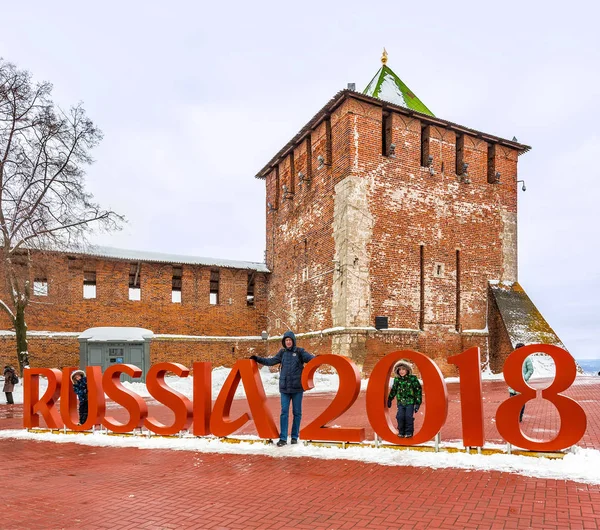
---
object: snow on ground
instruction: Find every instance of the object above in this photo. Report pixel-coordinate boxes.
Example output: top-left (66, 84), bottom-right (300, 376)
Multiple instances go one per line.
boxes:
top-left (0, 428), bottom-right (599, 485)
top-left (2, 356), bottom-right (598, 484)
top-left (529, 353), bottom-right (558, 377)
top-left (446, 353), bottom-right (558, 383)
top-left (3, 365), bottom-right (343, 405)
top-left (0, 354), bottom-right (574, 406)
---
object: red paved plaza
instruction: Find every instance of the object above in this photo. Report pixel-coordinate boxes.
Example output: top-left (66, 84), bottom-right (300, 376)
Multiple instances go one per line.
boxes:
top-left (1, 377), bottom-right (600, 529)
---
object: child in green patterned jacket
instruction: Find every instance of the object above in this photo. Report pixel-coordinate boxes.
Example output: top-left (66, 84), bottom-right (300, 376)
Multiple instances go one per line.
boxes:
top-left (387, 360), bottom-right (422, 438)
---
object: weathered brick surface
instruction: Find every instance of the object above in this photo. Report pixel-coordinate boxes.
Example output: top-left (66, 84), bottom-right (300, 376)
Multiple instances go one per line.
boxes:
top-left (263, 95), bottom-right (520, 375)
top-left (0, 335), bottom-right (268, 370)
top-left (488, 288), bottom-right (515, 373)
top-left (150, 338), bottom-right (267, 367)
top-left (0, 253), bottom-right (268, 336)
top-left (0, 252), bottom-right (269, 369)
top-left (0, 336), bottom-right (80, 369)
top-left (1, 93), bottom-right (525, 376)
top-left (265, 109), bottom-right (349, 337)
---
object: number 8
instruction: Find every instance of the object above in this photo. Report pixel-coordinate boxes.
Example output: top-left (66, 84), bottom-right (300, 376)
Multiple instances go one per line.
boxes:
top-left (495, 344), bottom-right (586, 451)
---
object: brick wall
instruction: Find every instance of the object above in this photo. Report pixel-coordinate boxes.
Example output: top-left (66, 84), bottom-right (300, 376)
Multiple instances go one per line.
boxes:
top-left (265, 106), bottom-right (352, 336)
top-left (263, 94), bottom-right (521, 371)
top-left (0, 335), bottom-right (80, 369)
top-left (0, 334), bottom-right (268, 372)
top-left (1, 93), bottom-right (522, 375)
top-left (150, 337), bottom-right (267, 367)
top-left (0, 253), bottom-right (268, 336)
top-left (487, 288), bottom-right (514, 373)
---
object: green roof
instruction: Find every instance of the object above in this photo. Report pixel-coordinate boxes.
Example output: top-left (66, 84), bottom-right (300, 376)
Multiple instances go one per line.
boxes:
top-left (363, 63), bottom-right (434, 117)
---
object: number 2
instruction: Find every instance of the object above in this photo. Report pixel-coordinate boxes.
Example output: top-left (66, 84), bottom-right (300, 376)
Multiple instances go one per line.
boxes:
top-left (300, 354), bottom-right (365, 442)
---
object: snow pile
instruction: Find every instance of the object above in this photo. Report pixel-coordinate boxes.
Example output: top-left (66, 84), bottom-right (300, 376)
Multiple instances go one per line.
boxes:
top-left (376, 72), bottom-right (409, 107)
top-left (121, 365), bottom-right (344, 401)
top-left (529, 353), bottom-right (556, 378)
top-left (3, 365), bottom-right (358, 405)
top-left (0, 429), bottom-right (599, 485)
top-left (78, 327), bottom-right (153, 341)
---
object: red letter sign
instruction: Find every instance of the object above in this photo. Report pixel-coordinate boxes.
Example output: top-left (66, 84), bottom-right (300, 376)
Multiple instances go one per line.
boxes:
top-left (211, 359), bottom-right (278, 439)
top-left (24, 368), bottom-right (63, 429)
top-left (448, 347), bottom-right (485, 447)
top-left (102, 364), bottom-right (148, 433)
top-left (144, 363), bottom-right (193, 435)
top-left (60, 366), bottom-right (105, 431)
top-left (192, 362), bottom-right (212, 436)
top-left (300, 354), bottom-right (365, 442)
top-left (496, 344), bottom-right (586, 451)
top-left (367, 350), bottom-right (447, 445)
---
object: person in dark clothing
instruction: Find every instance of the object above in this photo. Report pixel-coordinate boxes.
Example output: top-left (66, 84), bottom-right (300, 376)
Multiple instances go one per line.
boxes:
top-left (508, 342), bottom-right (534, 422)
top-left (387, 360), bottom-right (422, 438)
top-left (3, 365), bottom-right (17, 405)
top-left (71, 370), bottom-right (88, 424)
top-left (250, 330), bottom-right (315, 446)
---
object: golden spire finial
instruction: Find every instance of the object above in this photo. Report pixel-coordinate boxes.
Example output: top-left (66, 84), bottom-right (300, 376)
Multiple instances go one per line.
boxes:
top-left (381, 48), bottom-right (388, 65)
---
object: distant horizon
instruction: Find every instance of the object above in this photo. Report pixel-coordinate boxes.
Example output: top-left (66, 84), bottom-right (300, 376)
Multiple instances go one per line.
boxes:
top-left (575, 359), bottom-right (600, 376)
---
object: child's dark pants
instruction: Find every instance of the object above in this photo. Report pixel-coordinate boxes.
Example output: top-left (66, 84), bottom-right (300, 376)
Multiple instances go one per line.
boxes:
top-left (509, 391), bottom-right (526, 422)
top-left (396, 404), bottom-right (415, 437)
top-left (79, 399), bottom-right (88, 424)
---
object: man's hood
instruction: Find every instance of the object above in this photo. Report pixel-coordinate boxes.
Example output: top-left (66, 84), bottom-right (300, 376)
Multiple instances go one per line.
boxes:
top-left (282, 330), bottom-right (297, 350)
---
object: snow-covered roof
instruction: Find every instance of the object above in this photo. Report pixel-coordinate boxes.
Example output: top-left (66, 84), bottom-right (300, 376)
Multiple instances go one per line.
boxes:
top-left (363, 63), bottom-right (434, 116)
top-left (489, 282), bottom-right (566, 349)
top-left (66, 246), bottom-right (269, 273)
top-left (79, 327), bottom-right (154, 342)
top-left (255, 62), bottom-right (529, 180)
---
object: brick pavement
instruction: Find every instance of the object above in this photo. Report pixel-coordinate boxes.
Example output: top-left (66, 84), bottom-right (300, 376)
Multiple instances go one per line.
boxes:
top-left (1, 377), bottom-right (600, 529)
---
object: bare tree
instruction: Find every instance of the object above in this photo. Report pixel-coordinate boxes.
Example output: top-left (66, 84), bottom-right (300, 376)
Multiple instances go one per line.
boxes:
top-left (0, 58), bottom-right (124, 372)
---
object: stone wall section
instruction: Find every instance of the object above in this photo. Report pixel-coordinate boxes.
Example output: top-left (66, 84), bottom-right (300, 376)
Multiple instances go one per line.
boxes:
top-left (0, 334), bottom-right (268, 372)
top-left (265, 95), bottom-right (520, 375)
top-left (265, 102), bottom-right (354, 337)
top-left (0, 253), bottom-right (268, 336)
top-left (1, 94), bottom-right (524, 376)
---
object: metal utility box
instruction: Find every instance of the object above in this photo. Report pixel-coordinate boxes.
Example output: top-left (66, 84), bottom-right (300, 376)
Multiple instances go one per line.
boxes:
top-left (78, 327), bottom-right (153, 382)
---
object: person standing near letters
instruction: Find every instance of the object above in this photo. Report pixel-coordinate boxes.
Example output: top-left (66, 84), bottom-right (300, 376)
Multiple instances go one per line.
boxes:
top-left (508, 342), bottom-right (534, 422)
top-left (250, 330), bottom-right (315, 447)
top-left (3, 365), bottom-right (17, 405)
top-left (71, 370), bottom-right (89, 425)
top-left (387, 360), bottom-right (423, 438)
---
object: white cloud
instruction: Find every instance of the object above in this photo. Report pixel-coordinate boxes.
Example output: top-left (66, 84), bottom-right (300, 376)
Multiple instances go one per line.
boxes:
top-left (1, 0), bottom-right (598, 357)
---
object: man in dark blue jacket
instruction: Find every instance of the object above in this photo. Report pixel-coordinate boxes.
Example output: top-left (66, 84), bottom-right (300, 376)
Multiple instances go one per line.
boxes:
top-left (250, 330), bottom-right (315, 446)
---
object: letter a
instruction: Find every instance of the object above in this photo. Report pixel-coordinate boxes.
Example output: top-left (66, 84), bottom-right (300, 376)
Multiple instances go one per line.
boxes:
top-left (211, 359), bottom-right (278, 439)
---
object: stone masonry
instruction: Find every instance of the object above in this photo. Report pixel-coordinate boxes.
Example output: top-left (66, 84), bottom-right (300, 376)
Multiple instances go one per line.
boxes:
top-left (258, 85), bottom-right (562, 375)
top-left (0, 63), bottom-right (565, 376)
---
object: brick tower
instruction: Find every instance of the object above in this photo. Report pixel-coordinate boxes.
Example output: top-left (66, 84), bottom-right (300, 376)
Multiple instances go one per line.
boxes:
top-left (256, 51), bottom-right (564, 376)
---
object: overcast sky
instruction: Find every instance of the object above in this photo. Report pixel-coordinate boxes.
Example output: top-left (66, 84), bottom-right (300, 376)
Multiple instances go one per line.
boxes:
top-left (2, 0), bottom-right (599, 358)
